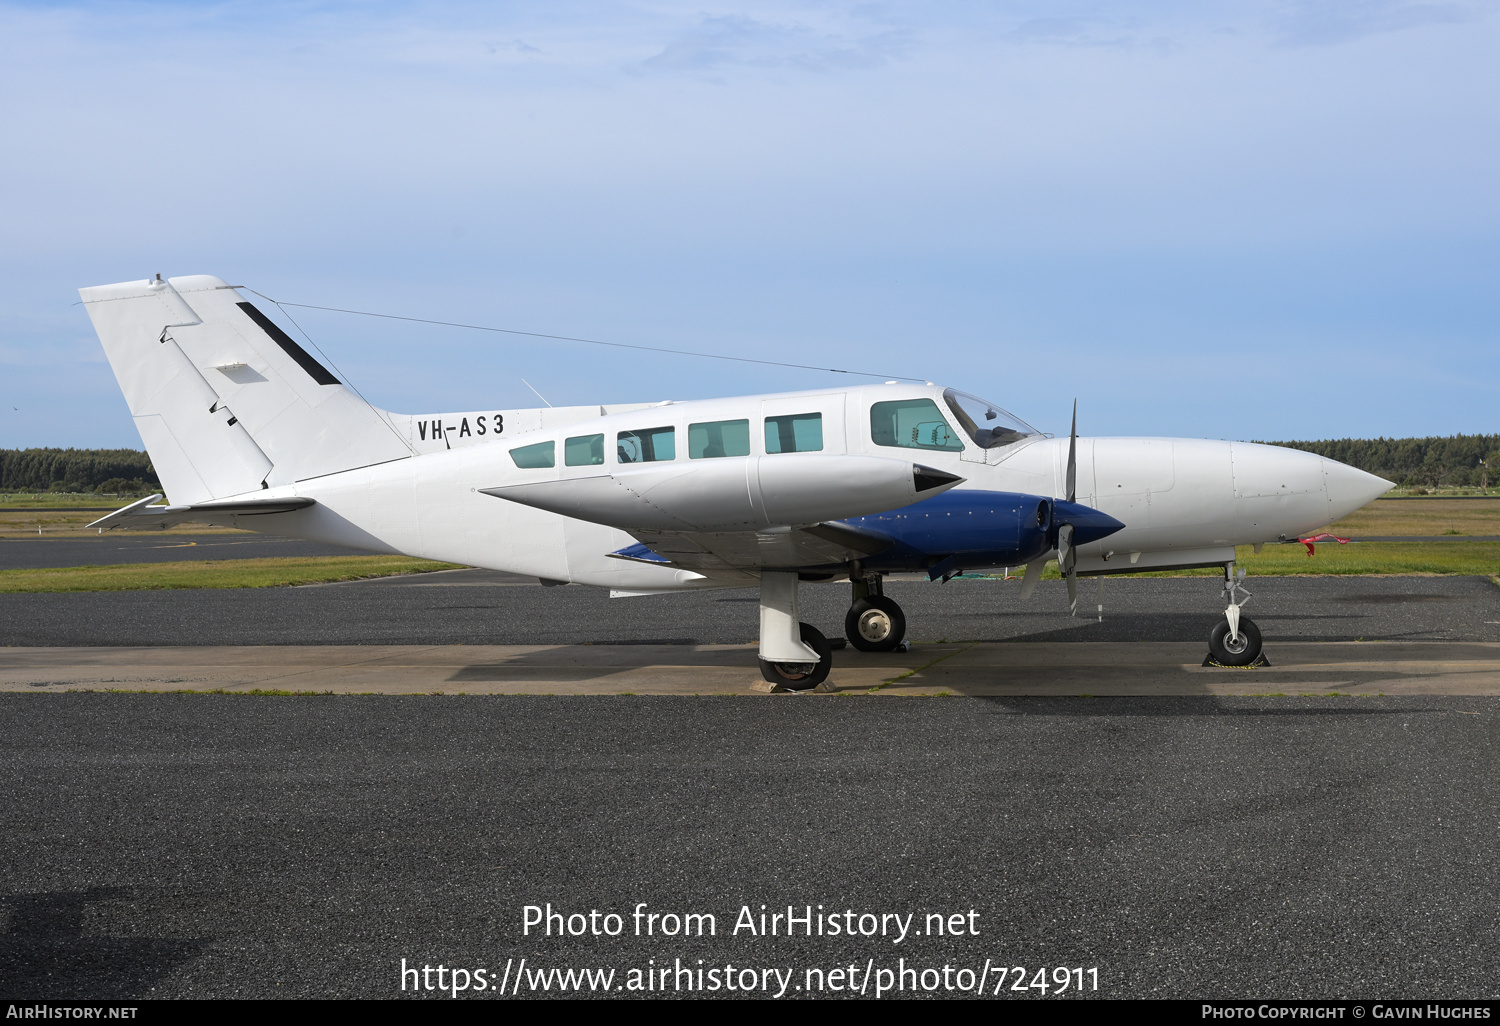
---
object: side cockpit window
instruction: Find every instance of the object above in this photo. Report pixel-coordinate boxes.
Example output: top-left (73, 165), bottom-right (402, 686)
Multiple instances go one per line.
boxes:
top-left (870, 399), bottom-right (964, 452)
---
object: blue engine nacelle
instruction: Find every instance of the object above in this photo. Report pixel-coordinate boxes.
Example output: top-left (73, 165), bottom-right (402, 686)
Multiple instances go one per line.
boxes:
top-left (839, 489), bottom-right (1125, 573)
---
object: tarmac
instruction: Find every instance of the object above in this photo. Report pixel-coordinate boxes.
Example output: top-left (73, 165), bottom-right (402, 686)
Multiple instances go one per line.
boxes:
top-left (0, 533), bottom-right (371, 570)
top-left (4, 567), bottom-right (1500, 650)
top-left (4, 546), bottom-right (1499, 695)
top-left (5, 538), bottom-right (1500, 998)
top-left (3, 692), bottom-right (1498, 999)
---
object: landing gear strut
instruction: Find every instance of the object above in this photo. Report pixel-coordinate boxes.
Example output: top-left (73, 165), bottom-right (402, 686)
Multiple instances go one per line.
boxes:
top-left (758, 571), bottom-right (834, 690)
top-left (845, 573), bottom-right (907, 652)
top-left (1208, 563), bottom-right (1265, 666)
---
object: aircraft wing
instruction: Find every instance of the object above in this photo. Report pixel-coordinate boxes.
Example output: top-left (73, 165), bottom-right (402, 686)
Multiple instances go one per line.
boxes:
top-left (608, 520), bottom-right (893, 579)
top-left (88, 493), bottom-right (316, 531)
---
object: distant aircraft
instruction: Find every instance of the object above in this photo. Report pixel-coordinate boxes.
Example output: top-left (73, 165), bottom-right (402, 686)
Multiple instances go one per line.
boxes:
top-left (81, 275), bottom-right (1391, 688)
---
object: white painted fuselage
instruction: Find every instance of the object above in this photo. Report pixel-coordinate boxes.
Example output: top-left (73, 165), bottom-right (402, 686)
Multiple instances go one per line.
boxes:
top-left (221, 384), bottom-right (1388, 589)
top-left (77, 275), bottom-right (1390, 593)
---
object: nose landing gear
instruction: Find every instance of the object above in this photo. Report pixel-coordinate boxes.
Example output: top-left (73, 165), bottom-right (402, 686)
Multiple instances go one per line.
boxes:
top-left (1207, 563), bottom-right (1267, 667)
top-left (844, 573), bottom-right (908, 652)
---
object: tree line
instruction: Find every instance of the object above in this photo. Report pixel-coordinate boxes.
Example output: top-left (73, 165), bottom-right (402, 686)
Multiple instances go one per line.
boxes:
top-left (0, 448), bottom-right (160, 494)
top-left (3, 435), bottom-right (1498, 494)
top-left (1265, 435), bottom-right (1500, 488)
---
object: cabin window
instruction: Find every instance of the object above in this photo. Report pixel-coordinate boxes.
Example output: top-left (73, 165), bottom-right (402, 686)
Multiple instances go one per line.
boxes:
top-left (509, 440), bottom-right (555, 468)
top-left (617, 426), bottom-right (676, 463)
top-left (564, 433), bottom-right (605, 466)
top-left (870, 399), bottom-right (964, 452)
top-left (688, 419), bottom-right (750, 459)
top-left (764, 412), bottom-right (823, 453)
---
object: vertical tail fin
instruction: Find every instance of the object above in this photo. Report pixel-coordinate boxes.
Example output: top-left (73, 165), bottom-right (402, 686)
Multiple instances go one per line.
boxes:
top-left (80, 275), bottom-right (412, 503)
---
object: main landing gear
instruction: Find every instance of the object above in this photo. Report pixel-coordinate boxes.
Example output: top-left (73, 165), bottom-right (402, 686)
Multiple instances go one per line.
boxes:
top-left (844, 573), bottom-right (907, 653)
top-left (756, 570), bottom-right (910, 691)
top-left (757, 571), bottom-right (834, 690)
top-left (1208, 563), bottom-right (1265, 666)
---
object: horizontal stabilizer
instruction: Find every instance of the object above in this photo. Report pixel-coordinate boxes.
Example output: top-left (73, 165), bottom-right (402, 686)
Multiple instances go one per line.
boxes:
top-left (88, 494), bottom-right (315, 531)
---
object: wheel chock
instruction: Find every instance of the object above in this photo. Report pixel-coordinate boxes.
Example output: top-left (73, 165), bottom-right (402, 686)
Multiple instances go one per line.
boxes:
top-left (1201, 653), bottom-right (1273, 668)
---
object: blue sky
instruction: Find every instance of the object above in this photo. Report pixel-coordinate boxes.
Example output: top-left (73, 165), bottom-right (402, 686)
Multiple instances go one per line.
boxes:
top-left (2, 0), bottom-right (1496, 446)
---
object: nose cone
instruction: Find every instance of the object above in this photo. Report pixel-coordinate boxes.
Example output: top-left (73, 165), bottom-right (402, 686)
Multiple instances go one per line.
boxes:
top-left (1323, 459), bottom-right (1393, 519)
top-left (1054, 499), bottom-right (1126, 546)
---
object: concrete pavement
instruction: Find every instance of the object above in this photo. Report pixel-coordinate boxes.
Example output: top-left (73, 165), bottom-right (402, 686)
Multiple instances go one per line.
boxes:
top-left (7, 640), bottom-right (1500, 695)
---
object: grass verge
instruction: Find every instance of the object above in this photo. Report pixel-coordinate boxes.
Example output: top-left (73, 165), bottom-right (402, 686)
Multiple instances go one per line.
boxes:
top-left (1017, 541), bottom-right (1500, 579)
top-left (0, 555), bottom-right (464, 593)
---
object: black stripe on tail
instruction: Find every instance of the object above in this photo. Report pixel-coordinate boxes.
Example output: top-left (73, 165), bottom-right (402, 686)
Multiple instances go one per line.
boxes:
top-left (236, 302), bottom-right (340, 386)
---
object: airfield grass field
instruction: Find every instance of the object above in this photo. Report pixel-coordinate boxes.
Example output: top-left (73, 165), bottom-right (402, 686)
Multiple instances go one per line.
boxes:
top-left (1323, 497), bottom-right (1500, 536)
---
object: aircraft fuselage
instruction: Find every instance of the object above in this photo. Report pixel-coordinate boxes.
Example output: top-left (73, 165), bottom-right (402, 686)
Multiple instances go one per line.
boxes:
top-left (226, 383), bottom-right (1388, 591)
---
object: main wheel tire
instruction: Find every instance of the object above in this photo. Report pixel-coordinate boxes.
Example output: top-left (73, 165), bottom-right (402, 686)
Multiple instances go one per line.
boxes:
top-left (1209, 616), bottom-right (1263, 666)
top-left (845, 596), bottom-right (907, 653)
top-left (759, 622), bottom-right (833, 690)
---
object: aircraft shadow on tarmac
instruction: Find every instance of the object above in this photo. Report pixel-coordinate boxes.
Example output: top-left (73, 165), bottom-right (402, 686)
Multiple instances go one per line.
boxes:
top-left (427, 633), bottom-right (1499, 697)
top-left (962, 614), bottom-right (1369, 645)
top-left (447, 642), bottom-right (778, 683)
top-left (0, 886), bottom-right (209, 998)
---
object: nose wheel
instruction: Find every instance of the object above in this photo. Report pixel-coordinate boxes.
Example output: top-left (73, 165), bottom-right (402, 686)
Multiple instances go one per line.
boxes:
top-left (1209, 617), bottom-right (1262, 665)
top-left (1208, 564), bottom-right (1266, 667)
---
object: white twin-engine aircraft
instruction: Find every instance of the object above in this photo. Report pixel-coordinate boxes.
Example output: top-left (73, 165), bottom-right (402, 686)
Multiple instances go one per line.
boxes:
top-left (82, 275), bottom-right (1392, 689)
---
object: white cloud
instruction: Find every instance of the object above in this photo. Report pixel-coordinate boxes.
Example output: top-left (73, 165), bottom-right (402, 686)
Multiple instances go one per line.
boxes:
top-left (1271, 0), bottom-right (1482, 46)
top-left (641, 12), bottom-right (915, 72)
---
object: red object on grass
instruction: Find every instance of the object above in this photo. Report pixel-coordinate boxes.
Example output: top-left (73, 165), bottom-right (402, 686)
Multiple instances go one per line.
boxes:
top-left (1298, 533), bottom-right (1351, 556)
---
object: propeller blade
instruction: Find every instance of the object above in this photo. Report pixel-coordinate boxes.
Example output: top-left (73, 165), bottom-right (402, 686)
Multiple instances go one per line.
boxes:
top-left (1017, 558), bottom-right (1045, 601)
top-left (1058, 522), bottom-right (1077, 616)
top-left (1065, 399), bottom-right (1077, 504)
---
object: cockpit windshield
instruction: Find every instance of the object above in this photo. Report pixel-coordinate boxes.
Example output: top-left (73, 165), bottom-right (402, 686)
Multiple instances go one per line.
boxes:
top-left (942, 389), bottom-right (1040, 450)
